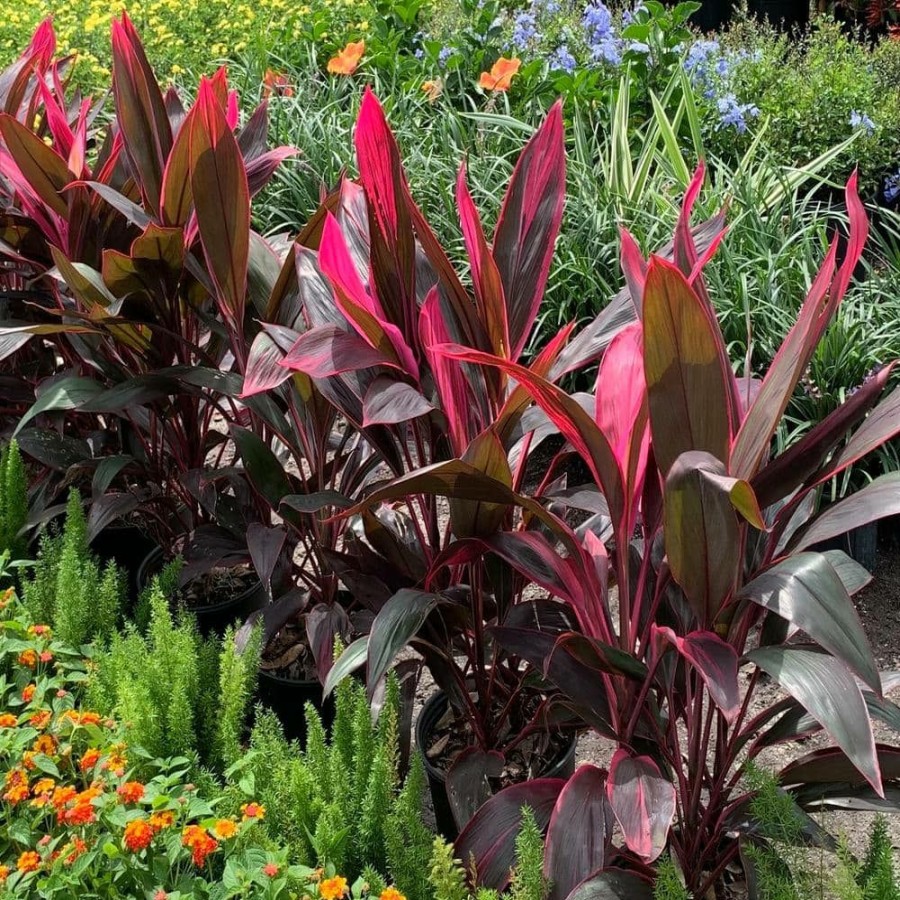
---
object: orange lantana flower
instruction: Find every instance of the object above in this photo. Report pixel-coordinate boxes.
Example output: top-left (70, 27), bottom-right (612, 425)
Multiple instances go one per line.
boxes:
top-left (0, 713), bottom-right (17, 728)
top-left (149, 810), bottom-right (175, 832)
top-left (124, 818), bottom-right (154, 852)
top-left (117, 782), bottom-right (145, 804)
top-left (18, 649), bottom-right (37, 668)
top-left (421, 79), bottom-right (443, 102)
top-left (380, 889), bottom-right (406, 900)
top-left (240, 802), bottom-right (265, 821)
top-left (213, 819), bottom-right (238, 839)
top-left (182, 825), bottom-right (218, 867)
top-left (16, 851), bottom-right (40, 873)
top-left (320, 876), bottom-right (348, 900)
top-left (327, 41), bottom-right (365, 75)
top-left (79, 748), bottom-right (101, 772)
top-left (22, 684), bottom-right (35, 703)
top-left (478, 56), bottom-right (521, 92)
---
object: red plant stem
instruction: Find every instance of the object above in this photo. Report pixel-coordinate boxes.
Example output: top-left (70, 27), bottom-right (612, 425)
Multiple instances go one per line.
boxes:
top-left (695, 840), bottom-right (741, 898)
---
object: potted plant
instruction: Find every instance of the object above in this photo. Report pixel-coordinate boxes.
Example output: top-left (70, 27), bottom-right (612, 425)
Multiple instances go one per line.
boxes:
top-left (446, 167), bottom-right (900, 897)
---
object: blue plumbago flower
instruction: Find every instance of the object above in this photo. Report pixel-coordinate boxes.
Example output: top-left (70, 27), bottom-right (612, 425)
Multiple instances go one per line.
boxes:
top-left (549, 43), bottom-right (577, 72)
top-left (849, 110), bottom-right (876, 135)
top-left (591, 36), bottom-right (622, 65)
top-left (583, 1), bottom-right (621, 66)
top-left (513, 11), bottom-right (540, 46)
top-left (716, 94), bottom-right (760, 133)
top-left (627, 40), bottom-right (650, 55)
top-left (536, 0), bottom-right (561, 13)
top-left (438, 45), bottom-right (452, 67)
top-left (884, 171), bottom-right (900, 205)
top-left (414, 47), bottom-right (424, 59)
top-left (684, 39), bottom-right (721, 82)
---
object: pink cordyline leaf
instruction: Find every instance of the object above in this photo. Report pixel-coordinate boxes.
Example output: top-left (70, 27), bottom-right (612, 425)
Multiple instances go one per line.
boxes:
top-left (318, 212), bottom-right (419, 380)
top-left (606, 750), bottom-right (675, 862)
top-left (457, 162), bottom-right (509, 359)
top-left (653, 625), bottom-right (741, 722)
top-left (619, 227), bottom-right (648, 314)
top-left (189, 77), bottom-right (250, 339)
top-left (110, 11), bottom-right (173, 215)
top-left (493, 99), bottom-right (566, 360)
top-left (730, 173), bottom-right (868, 479)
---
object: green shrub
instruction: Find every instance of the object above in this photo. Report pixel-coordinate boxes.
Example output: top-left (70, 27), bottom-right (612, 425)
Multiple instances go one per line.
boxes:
top-left (85, 574), bottom-right (258, 773)
top-left (228, 673), bottom-right (432, 896)
top-left (428, 837), bottom-right (469, 900)
top-left (22, 489), bottom-right (125, 646)
top-left (509, 807), bottom-right (547, 900)
top-left (0, 440), bottom-right (27, 560)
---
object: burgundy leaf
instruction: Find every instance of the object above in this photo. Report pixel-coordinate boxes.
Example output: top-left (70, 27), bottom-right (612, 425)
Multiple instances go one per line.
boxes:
top-left (362, 377), bottom-right (435, 426)
top-left (279, 324), bottom-right (398, 377)
top-left (447, 747), bottom-right (505, 832)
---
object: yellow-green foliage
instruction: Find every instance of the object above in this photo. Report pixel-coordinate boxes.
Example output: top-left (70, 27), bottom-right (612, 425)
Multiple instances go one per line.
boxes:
top-left (0, 440), bottom-right (27, 560)
top-left (0, 0), bottom-right (377, 91)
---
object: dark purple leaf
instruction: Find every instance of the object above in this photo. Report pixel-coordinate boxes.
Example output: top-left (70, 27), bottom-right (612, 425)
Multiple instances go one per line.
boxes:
top-left (247, 524), bottom-right (287, 600)
top-left (362, 377), bottom-right (435, 426)
top-left (447, 748), bottom-right (505, 832)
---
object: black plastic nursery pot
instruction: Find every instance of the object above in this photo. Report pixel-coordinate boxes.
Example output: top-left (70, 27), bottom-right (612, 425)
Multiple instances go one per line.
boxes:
top-left (91, 524), bottom-right (158, 602)
top-left (415, 691), bottom-right (578, 840)
top-left (136, 546), bottom-right (266, 637)
top-left (255, 668), bottom-right (337, 746)
top-left (812, 522), bottom-right (879, 572)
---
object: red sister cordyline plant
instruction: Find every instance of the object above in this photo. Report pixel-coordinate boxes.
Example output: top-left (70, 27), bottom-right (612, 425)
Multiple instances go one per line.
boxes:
top-left (431, 168), bottom-right (900, 895)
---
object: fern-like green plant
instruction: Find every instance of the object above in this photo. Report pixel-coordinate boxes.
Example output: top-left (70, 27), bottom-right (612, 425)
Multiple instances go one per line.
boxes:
top-left (428, 837), bottom-right (468, 900)
top-left (653, 855), bottom-right (690, 900)
top-left (23, 489), bottom-right (124, 645)
top-left (0, 440), bottom-right (27, 559)
top-left (858, 816), bottom-right (900, 900)
top-left (214, 622), bottom-right (261, 770)
top-left (509, 807), bottom-right (548, 900)
top-left (233, 672), bottom-right (432, 897)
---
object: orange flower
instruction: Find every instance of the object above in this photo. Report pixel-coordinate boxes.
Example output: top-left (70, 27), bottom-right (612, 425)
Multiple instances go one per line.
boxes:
top-left (16, 851), bottom-right (41, 873)
top-left (3, 769), bottom-right (29, 804)
top-left (124, 818), bottom-right (154, 852)
top-left (263, 862), bottom-right (280, 877)
top-left (64, 837), bottom-right (87, 865)
top-left (117, 782), bottom-right (145, 804)
top-left (0, 713), bottom-right (17, 728)
top-left (380, 889), bottom-right (406, 900)
top-left (63, 800), bottom-right (96, 826)
top-left (79, 748), bottom-right (101, 772)
top-left (421, 78), bottom-right (443, 102)
top-left (181, 825), bottom-right (218, 867)
top-left (320, 876), bottom-right (348, 900)
top-left (39, 650), bottom-right (53, 663)
top-left (240, 802), bottom-right (265, 821)
top-left (212, 819), bottom-right (238, 839)
top-left (149, 810), bottom-right (175, 832)
top-left (29, 710), bottom-right (51, 730)
top-left (18, 649), bottom-right (38, 668)
top-left (263, 69), bottom-right (294, 98)
top-left (104, 744), bottom-right (127, 774)
top-left (478, 56), bottom-right (521, 92)
top-left (22, 684), bottom-right (35, 703)
top-left (327, 41), bottom-right (365, 75)
top-left (33, 734), bottom-right (57, 756)
top-left (51, 785), bottom-right (77, 810)
top-left (78, 711), bottom-right (102, 726)
top-left (154, 892), bottom-right (167, 900)
top-left (0, 864), bottom-right (8, 883)
top-left (30, 777), bottom-right (55, 808)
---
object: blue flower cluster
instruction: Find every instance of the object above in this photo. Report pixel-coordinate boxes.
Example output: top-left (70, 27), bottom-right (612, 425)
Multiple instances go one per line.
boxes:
top-left (884, 171), bottom-right (900, 205)
top-left (582, 0), bottom-right (622, 66)
top-left (850, 110), bottom-right (876, 136)
top-left (685, 40), bottom-right (764, 133)
top-left (549, 43), bottom-right (577, 73)
top-left (716, 94), bottom-right (760, 134)
top-left (512, 11), bottom-right (540, 47)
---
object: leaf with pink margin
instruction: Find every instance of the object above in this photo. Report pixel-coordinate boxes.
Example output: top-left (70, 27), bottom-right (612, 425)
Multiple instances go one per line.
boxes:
top-left (362, 378), bottom-right (435, 426)
top-left (654, 626), bottom-right (741, 722)
top-left (454, 779), bottom-right (566, 889)
top-left (544, 765), bottom-right (613, 900)
top-left (606, 750), bottom-right (675, 861)
top-left (493, 100), bottom-right (566, 360)
top-left (241, 331), bottom-right (293, 397)
top-left (279, 324), bottom-right (399, 378)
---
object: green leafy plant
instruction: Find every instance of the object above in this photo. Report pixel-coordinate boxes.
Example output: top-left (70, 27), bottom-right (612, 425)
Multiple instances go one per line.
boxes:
top-left (428, 837), bottom-right (469, 900)
top-left (509, 808), bottom-right (547, 900)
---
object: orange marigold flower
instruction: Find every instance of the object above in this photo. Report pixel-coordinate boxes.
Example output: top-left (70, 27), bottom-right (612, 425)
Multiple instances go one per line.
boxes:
top-left (117, 782), bottom-right (145, 804)
top-left (64, 837), bottom-right (87, 865)
top-left (0, 713), bottom-right (17, 728)
top-left (0, 864), bottom-right (8, 883)
top-left (380, 889), bottom-right (406, 900)
top-left (263, 862), bottom-right (280, 877)
top-left (33, 734), bottom-right (57, 756)
top-left (29, 710), bottom-right (51, 730)
top-left (18, 649), bottom-right (38, 668)
top-left (124, 818), bottom-right (154, 852)
top-left (263, 68), bottom-right (294, 98)
top-left (22, 684), bottom-right (35, 703)
top-left (149, 810), bottom-right (175, 832)
top-left (327, 40), bottom-right (365, 75)
top-left (16, 851), bottom-right (41, 874)
top-left (212, 819), bottom-right (238, 839)
top-left (320, 876), bottom-right (349, 900)
top-left (478, 56), bottom-right (521, 92)
top-left (79, 748), bottom-right (101, 772)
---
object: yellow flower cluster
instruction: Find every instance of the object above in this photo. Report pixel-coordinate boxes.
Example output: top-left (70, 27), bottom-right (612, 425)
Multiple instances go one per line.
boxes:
top-left (0, 0), bottom-right (377, 92)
